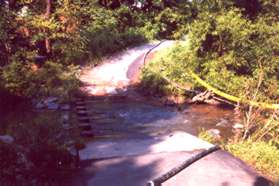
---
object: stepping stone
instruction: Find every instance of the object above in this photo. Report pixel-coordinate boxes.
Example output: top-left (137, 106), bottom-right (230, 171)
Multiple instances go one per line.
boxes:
top-left (77, 110), bottom-right (89, 116)
top-left (62, 114), bottom-right (70, 121)
top-left (44, 96), bottom-right (58, 103)
top-left (79, 117), bottom-right (90, 123)
top-left (93, 118), bottom-right (118, 124)
top-left (80, 130), bottom-right (94, 137)
top-left (77, 110), bottom-right (88, 114)
top-left (77, 113), bottom-right (88, 117)
top-left (75, 97), bottom-right (85, 101)
top-left (62, 124), bottom-right (73, 130)
top-left (47, 103), bottom-right (59, 110)
top-left (90, 96), bottom-right (106, 100)
top-left (91, 111), bottom-right (106, 115)
top-left (78, 123), bottom-right (92, 130)
top-left (91, 114), bottom-right (107, 120)
top-left (35, 102), bottom-right (45, 109)
top-left (61, 104), bottom-right (71, 111)
top-left (76, 101), bottom-right (86, 106)
top-left (76, 106), bottom-right (86, 110)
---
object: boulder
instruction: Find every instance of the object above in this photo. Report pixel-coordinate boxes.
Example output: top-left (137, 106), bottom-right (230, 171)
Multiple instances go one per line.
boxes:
top-left (35, 102), bottom-right (45, 109)
top-left (216, 118), bottom-right (229, 127)
top-left (233, 123), bottom-right (244, 129)
top-left (62, 114), bottom-right (70, 122)
top-left (47, 102), bottom-right (59, 110)
top-left (44, 96), bottom-right (58, 103)
top-left (207, 129), bottom-right (221, 138)
top-left (0, 135), bottom-right (14, 144)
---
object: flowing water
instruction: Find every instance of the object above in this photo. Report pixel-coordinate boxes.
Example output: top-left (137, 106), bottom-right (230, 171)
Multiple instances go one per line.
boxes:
top-left (85, 97), bottom-right (235, 140)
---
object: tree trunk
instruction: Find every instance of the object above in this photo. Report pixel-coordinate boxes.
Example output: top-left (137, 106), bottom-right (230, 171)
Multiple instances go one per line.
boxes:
top-left (44, 0), bottom-right (51, 56)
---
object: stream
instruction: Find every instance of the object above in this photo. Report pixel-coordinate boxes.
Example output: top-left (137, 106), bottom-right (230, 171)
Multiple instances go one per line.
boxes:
top-left (85, 97), bottom-right (235, 140)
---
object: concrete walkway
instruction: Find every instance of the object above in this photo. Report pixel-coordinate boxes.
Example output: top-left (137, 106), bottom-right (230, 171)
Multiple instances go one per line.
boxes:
top-left (69, 150), bottom-right (268, 186)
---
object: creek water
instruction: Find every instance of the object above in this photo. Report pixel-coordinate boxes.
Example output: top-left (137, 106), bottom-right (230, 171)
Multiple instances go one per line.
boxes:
top-left (86, 97), bottom-right (235, 140)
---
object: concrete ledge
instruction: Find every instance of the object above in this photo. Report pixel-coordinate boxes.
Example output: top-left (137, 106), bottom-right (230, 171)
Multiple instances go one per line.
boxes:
top-left (78, 132), bottom-right (213, 160)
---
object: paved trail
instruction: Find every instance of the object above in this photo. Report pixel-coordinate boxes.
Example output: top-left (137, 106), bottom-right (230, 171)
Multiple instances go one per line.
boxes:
top-left (68, 42), bottom-right (271, 186)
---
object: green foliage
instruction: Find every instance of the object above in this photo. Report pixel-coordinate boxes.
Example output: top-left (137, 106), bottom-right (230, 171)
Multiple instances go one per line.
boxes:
top-left (140, 67), bottom-right (171, 96)
top-left (140, 42), bottom-right (195, 97)
top-left (80, 6), bottom-right (148, 62)
top-left (226, 140), bottom-right (279, 180)
top-left (198, 128), bottom-right (220, 144)
top-left (199, 124), bottom-right (279, 180)
top-left (141, 7), bottom-right (279, 103)
top-left (1, 58), bottom-right (79, 99)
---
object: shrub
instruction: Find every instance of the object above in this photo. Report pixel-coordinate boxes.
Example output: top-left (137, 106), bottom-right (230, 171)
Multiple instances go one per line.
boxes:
top-left (1, 58), bottom-right (79, 99)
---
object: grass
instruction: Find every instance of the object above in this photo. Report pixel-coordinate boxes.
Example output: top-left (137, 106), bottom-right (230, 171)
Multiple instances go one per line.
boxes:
top-left (226, 140), bottom-right (279, 181)
top-left (199, 130), bottom-right (279, 181)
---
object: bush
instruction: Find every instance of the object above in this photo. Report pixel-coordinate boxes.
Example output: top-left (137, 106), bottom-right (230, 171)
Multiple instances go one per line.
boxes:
top-left (141, 9), bottom-right (279, 103)
top-left (1, 58), bottom-right (79, 99)
top-left (83, 25), bottom-right (146, 62)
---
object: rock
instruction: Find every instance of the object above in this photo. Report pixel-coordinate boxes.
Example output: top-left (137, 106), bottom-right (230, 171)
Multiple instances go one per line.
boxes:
top-left (105, 87), bottom-right (117, 94)
top-left (79, 117), bottom-right (90, 123)
top-left (78, 123), bottom-right (92, 130)
top-left (191, 91), bottom-right (214, 103)
top-left (233, 123), bottom-right (244, 129)
top-left (0, 135), bottom-right (14, 144)
top-left (77, 110), bottom-right (88, 117)
top-left (119, 112), bottom-right (128, 118)
top-left (216, 119), bottom-right (229, 127)
top-left (164, 99), bottom-right (175, 106)
top-left (76, 98), bottom-right (85, 102)
top-left (183, 119), bottom-right (189, 124)
top-left (44, 96), bottom-right (58, 103)
top-left (47, 102), bottom-right (59, 110)
top-left (77, 110), bottom-right (88, 114)
top-left (204, 99), bottom-right (221, 105)
top-left (62, 124), bottom-right (72, 130)
top-left (62, 114), bottom-right (70, 122)
top-left (76, 106), bottom-right (86, 110)
top-left (35, 102), bottom-right (45, 109)
top-left (76, 101), bottom-right (85, 106)
top-left (207, 129), bottom-right (221, 138)
top-left (92, 114), bottom-right (107, 120)
top-left (66, 140), bottom-right (75, 146)
top-left (61, 104), bottom-right (71, 111)
top-left (80, 130), bottom-right (94, 137)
